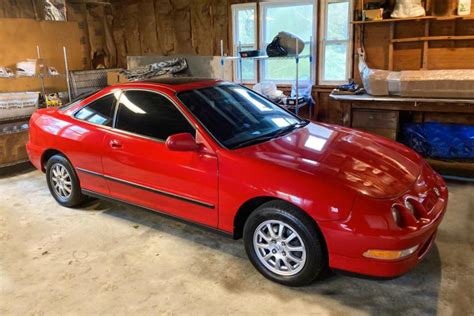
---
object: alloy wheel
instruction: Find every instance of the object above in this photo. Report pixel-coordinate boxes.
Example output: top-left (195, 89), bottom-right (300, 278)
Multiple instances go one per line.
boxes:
top-left (50, 163), bottom-right (73, 199)
top-left (253, 219), bottom-right (307, 276)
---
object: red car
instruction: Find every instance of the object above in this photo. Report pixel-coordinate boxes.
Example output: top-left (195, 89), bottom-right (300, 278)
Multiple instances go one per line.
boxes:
top-left (27, 78), bottom-right (448, 286)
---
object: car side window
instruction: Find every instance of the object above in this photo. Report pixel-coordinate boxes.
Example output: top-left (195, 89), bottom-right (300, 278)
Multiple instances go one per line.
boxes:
top-left (74, 94), bottom-right (117, 127)
top-left (115, 90), bottom-right (195, 140)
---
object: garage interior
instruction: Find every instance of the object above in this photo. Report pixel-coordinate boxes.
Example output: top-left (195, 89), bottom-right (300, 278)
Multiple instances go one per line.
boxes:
top-left (0, 0), bottom-right (473, 315)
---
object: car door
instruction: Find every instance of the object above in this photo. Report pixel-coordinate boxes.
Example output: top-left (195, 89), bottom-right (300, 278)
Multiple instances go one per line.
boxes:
top-left (101, 89), bottom-right (218, 227)
top-left (68, 92), bottom-right (119, 196)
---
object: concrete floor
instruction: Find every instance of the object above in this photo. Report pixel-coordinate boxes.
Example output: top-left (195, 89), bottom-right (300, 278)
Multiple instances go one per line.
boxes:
top-left (0, 169), bottom-right (473, 315)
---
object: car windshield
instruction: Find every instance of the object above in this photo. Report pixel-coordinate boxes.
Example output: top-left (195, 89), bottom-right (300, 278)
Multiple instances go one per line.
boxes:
top-left (177, 84), bottom-right (307, 149)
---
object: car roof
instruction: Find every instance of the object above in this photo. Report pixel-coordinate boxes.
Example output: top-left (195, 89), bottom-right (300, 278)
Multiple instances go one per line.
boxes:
top-left (118, 77), bottom-right (222, 92)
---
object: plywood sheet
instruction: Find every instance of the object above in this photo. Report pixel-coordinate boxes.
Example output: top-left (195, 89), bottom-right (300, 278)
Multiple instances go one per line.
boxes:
top-left (428, 47), bottom-right (474, 69)
top-left (0, 19), bottom-right (84, 93)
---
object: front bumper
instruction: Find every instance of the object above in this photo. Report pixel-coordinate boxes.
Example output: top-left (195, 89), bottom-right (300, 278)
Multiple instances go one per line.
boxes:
top-left (319, 169), bottom-right (448, 278)
top-left (322, 224), bottom-right (441, 277)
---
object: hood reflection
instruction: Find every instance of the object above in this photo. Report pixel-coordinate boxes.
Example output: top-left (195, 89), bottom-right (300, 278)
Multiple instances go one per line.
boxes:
top-left (236, 122), bottom-right (421, 199)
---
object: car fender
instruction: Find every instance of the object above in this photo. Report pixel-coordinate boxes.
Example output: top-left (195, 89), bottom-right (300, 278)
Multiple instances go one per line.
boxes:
top-left (217, 149), bottom-right (357, 233)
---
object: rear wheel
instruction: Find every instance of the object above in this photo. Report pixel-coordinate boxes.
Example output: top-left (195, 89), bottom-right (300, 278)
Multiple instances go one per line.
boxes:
top-left (46, 154), bottom-right (87, 207)
top-left (243, 201), bottom-right (327, 286)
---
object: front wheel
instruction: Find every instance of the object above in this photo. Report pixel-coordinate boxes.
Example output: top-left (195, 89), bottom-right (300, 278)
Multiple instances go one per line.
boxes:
top-left (243, 201), bottom-right (327, 286)
top-left (46, 154), bottom-right (87, 207)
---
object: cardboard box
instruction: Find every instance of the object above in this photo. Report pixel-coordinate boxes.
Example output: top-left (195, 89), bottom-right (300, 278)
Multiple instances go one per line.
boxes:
top-left (107, 70), bottom-right (128, 85)
top-left (363, 8), bottom-right (383, 21)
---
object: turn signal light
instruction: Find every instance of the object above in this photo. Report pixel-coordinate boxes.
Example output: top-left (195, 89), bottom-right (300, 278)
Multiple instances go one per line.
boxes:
top-left (363, 245), bottom-right (419, 260)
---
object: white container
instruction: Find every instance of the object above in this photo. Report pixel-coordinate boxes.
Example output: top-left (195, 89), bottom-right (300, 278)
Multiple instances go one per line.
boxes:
top-left (458, 0), bottom-right (471, 16)
top-left (16, 59), bottom-right (37, 77)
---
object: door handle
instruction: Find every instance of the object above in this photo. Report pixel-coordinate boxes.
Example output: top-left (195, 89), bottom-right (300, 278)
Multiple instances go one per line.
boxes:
top-left (109, 139), bottom-right (122, 149)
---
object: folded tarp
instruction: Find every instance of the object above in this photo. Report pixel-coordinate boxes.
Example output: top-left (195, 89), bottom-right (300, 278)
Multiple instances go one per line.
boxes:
top-left (402, 122), bottom-right (474, 159)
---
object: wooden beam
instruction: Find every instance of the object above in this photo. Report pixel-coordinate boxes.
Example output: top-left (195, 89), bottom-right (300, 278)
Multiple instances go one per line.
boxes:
top-left (352, 15), bottom-right (474, 24)
top-left (391, 35), bottom-right (474, 43)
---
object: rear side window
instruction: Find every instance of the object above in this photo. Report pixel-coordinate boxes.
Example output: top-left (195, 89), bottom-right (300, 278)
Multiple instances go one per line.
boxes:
top-left (60, 89), bottom-right (99, 111)
top-left (74, 94), bottom-right (117, 126)
top-left (115, 90), bottom-right (194, 140)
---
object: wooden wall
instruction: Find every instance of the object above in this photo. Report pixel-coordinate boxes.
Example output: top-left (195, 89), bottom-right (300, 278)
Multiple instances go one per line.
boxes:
top-left (0, 1), bottom-right (111, 70)
top-left (353, 0), bottom-right (474, 74)
top-left (0, 19), bottom-right (85, 92)
top-left (0, 0), bottom-right (38, 19)
top-left (0, 1), bottom-right (230, 68)
top-left (2, 0), bottom-right (474, 124)
top-left (110, 0), bottom-right (229, 68)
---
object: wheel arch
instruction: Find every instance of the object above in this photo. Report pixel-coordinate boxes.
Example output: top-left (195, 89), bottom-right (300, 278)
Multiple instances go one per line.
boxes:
top-left (41, 148), bottom-right (66, 172)
top-left (233, 196), bottom-right (327, 252)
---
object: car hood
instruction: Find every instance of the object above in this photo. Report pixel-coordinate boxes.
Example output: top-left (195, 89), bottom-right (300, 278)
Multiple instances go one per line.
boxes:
top-left (234, 122), bottom-right (422, 199)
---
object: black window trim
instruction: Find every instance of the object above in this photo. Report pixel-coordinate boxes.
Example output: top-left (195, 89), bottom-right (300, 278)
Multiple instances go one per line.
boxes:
top-left (111, 88), bottom-right (197, 143)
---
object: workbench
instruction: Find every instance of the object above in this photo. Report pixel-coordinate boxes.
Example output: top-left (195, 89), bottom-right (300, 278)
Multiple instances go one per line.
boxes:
top-left (329, 93), bottom-right (474, 179)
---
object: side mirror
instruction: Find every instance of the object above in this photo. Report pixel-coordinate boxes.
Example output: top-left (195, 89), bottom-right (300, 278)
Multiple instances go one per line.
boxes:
top-left (165, 133), bottom-right (201, 152)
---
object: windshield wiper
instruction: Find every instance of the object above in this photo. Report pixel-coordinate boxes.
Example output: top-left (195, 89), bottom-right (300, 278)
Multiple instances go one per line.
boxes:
top-left (231, 133), bottom-right (279, 149)
top-left (272, 120), bottom-right (309, 137)
top-left (232, 120), bottom-right (309, 150)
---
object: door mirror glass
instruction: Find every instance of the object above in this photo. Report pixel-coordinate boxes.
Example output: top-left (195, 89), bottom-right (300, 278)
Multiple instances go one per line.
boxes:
top-left (166, 133), bottom-right (200, 152)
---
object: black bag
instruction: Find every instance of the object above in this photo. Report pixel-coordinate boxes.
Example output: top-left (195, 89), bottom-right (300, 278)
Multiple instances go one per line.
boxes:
top-left (266, 36), bottom-right (287, 57)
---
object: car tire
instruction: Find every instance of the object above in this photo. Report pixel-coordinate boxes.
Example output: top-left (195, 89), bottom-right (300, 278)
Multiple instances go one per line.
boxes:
top-left (243, 200), bottom-right (327, 286)
top-left (45, 154), bottom-right (87, 208)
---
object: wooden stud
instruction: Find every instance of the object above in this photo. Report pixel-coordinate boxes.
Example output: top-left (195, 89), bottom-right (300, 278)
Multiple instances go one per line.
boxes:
top-left (422, 20), bottom-right (430, 69)
top-left (388, 22), bottom-right (394, 70)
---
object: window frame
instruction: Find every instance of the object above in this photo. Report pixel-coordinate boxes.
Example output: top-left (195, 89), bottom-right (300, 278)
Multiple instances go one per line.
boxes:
top-left (230, 0), bottom-right (316, 84)
top-left (231, 3), bottom-right (258, 84)
top-left (112, 89), bottom-right (196, 143)
top-left (259, 0), bottom-right (317, 84)
top-left (71, 89), bottom-right (197, 144)
top-left (318, 0), bottom-right (353, 86)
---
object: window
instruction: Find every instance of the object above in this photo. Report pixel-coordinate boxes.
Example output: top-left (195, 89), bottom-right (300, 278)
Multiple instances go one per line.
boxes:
top-left (231, 1), bottom-right (315, 83)
top-left (320, 0), bottom-right (353, 85)
top-left (232, 3), bottom-right (257, 83)
top-left (177, 83), bottom-right (302, 149)
top-left (260, 2), bottom-right (314, 82)
top-left (115, 91), bottom-right (194, 140)
top-left (74, 94), bottom-right (117, 126)
top-left (231, 0), bottom-right (353, 85)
